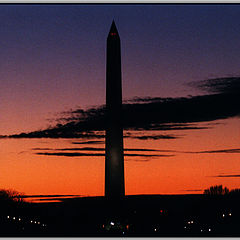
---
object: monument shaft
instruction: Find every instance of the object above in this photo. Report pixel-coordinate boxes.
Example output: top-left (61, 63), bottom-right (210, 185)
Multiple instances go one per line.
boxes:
top-left (105, 21), bottom-right (125, 199)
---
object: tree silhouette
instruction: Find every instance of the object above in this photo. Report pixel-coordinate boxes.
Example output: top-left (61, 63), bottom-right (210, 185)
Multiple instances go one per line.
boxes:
top-left (0, 189), bottom-right (24, 203)
top-left (229, 188), bottom-right (240, 195)
top-left (203, 185), bottom-right (229, 195)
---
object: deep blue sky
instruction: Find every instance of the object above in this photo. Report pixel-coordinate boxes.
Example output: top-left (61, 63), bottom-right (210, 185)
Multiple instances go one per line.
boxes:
top-left (1, 4), bottom-right (240, 134)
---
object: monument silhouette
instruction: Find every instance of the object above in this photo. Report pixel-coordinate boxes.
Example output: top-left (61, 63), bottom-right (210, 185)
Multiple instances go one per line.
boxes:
top-left (105, 21), bottom-right (125, 199)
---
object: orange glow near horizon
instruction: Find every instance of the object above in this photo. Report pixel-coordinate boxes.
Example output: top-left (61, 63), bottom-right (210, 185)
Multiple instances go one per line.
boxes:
top-left (0, 117), bottom-right (239, 198)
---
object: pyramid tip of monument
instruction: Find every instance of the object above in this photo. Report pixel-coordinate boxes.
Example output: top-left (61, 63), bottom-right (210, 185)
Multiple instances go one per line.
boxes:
top-left (108, 20), bottom-right (119, 36)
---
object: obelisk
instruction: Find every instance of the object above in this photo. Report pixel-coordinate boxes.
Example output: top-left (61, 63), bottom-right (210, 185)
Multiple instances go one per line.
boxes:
top-left (105, 21), bottom-right (125, 199)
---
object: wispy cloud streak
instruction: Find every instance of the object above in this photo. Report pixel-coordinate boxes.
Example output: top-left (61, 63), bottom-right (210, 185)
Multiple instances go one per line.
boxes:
top-left (184, 148), bottom-right (240, 154)
top-left (36, 152), bottom-right (175, 158)
top-left (71, 140), bottom-right (104, 145)
top-left (32, 147), bottom-right (177, 152)
top-left (211, 174), bottom-right (240, 178)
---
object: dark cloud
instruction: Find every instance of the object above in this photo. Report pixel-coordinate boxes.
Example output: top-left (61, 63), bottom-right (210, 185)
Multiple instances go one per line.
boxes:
top-left (4, 131), bottom-right (105, 139)
top-left (29, 198), bottom-right (68, 202)
top-left (132, 134), bottom-right (178, 140)
top-left (57, 147), bottom-right (105, 151)
top-left (20, 194), bottom-right (81, 198)
top-left (36, 152), bottom-right (105, 157)
top-left (72, 140), bottom-right (104, 145)
top-left (188, 76), bottom-right (240, 94)
top-left (33, 147), bottom-right (176, 160)
top-left (2, 128), bottom-right (179, 140)
top-left (211, 174), bottom-right (240, 178)
top-left (185, 148), bottom-right (240, 154)
top-left (125, 159), bottom-right (150, 162)
top-left (123, 97), bottom-right (168, 104)
top-left (3, 76), bottom-right (239, 139)
top-left (32, 147), bottom-right (176, 152)
top-left (36, 152), bottom-right (175, 158)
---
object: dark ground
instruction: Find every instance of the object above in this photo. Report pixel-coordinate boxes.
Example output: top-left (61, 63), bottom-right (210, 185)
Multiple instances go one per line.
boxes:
top-left (1, 194), bottom-right (240, 237)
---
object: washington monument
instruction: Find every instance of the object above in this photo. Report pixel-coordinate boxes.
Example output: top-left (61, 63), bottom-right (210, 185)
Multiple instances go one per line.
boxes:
top-left (105, 21), bottom-right (125, 199)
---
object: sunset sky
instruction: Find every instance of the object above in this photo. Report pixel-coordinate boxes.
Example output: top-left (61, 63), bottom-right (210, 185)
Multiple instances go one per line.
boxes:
top-left (0, 4), bottom-right (239, 199)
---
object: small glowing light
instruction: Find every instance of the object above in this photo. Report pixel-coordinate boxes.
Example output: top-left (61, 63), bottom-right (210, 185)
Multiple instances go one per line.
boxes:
top-left (110, 221), bottom-right (114, 226)
top-left (160, 210), bottom-right (163, 213)
top-left (34, 221), bottom-right (37, 224)
top-left (7, 216), bottom-right (10, 219)
top-left (102, 224), bottom-right (105, 228)
top-left (123, 232), bottom-right (125, 235)
top-left (13, 217), bottom-right (16, 220)
top-left (209, 228), bottom-right (211, 232)
top-left (126, 225), bottom-right (129, 230)
top-left (191, 221), bottom-right (193, 224)
top-left (31, 220), bottom-right (33, 223)
top-left (223, 214), bottom-right (225, 217)
top-left (187, 221), bottom-right (190, 224)
top-left (201, 229), bottom-right (203, 232)
top-left (38, 222), bottom-right (40, 224)
top-left (184, 226), bottom-right (186, 229)
top-left (154, 228), bottom-right (157, 232)
top-left (229, 213), bottom-right (232, 216)
top-left (19, 218), bottom-right (21, 221)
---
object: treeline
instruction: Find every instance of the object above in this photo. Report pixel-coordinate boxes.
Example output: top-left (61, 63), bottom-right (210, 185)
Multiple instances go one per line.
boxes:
top-left (0, 189), bottom-right (24, 203)
top-left (203, 185), bottom-right (240, 195)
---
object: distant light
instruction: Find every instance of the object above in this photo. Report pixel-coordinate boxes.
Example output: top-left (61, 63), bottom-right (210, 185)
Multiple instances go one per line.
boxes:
top-left (209, 228), bottom-right (211, 232)
top-left (187, 222), bottom-right (190, 224)
top-left (38, 222), bottom-right (40, 224)
top-left (110, 221), bottom-right (114, 226)
top-left (229, 213), bottom-right (232, 216)
top-left (201, 229), bottom-right (203, 232)
top-left (30, 220), bottom-right (33, 223)
top-left (223, 214), bottom-right (225, 217)
top-left (123, 232), bottom-right (125, 235)
top-left (19, 218), bottom-right (21, 221)
top-left (102, 224), bottom-right (105, 228)
top-left (154, 228), bottom-right (157, 232)
top-left (7, 216), bottom-right (9, 219)
top-left (126, 224), bottom-right (129, 230)
top-left (160, 210), bottom-right (163, 213)
top-left (184, 226), bottom-right (186, 229)
top-left (34, 221), bottom-right (37, 224)
top-left (13, 217), bottom-right (16, 220)
top-left (191, 221), bottom-right (194, 224)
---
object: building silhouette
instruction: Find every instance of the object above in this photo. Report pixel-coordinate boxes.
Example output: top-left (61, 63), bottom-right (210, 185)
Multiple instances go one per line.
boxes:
top-left (105, 21), bottom-right (125, 199)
